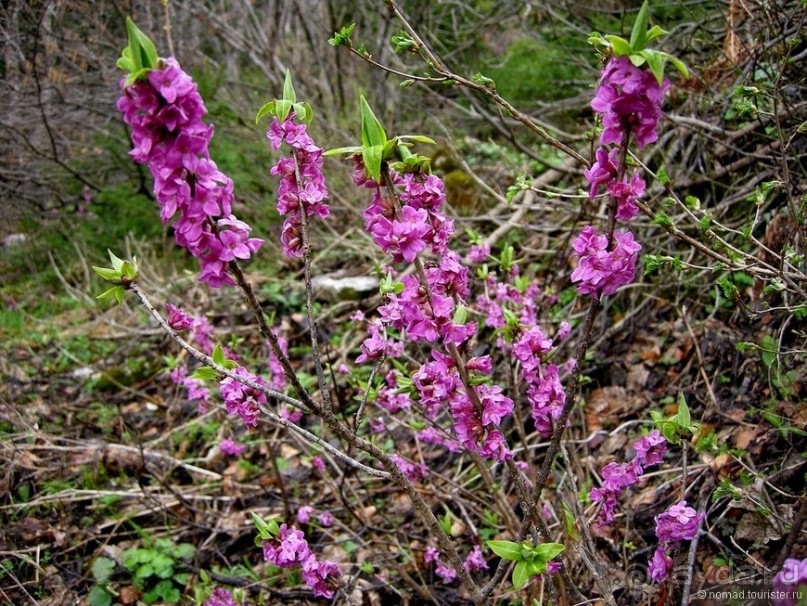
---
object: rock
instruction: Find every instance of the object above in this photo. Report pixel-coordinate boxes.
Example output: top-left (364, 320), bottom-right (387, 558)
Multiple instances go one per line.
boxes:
top-left (1, 233), bottom-right (27, 247)
top-left (310, 272), bottom-right (378, 302)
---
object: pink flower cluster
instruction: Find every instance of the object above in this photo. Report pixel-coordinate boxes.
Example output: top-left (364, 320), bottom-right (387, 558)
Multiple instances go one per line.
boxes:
top-left (353, 159), bottom-right (515, 460)
top-left (649, 501), bottom-right (703, 583)
top-left (413, 351), bottom-right (512, 461)
top-left (591, 56), bottom-right (669, 150)
top-left (423, 545), bottom-right (487, 585)
top-left (374, 255), bottom-right (475, 346)
top-left (219, 367), bottom-right (268, 428)
top-left (513, 326), bottom-right (566, 438)
top-left (267, 115), bottom-right (330, 258)
top-left (476, 264), bottom-right (540, 330)
top-left (772, 558), bottom-right (807, 606)
top-left (424, 546), bottom-right (456, 583)
top-left (219, 437), bottom-right (245, 456)
top-left (118, 59), bottom-right (262, 287)
top-left (583, 147), bottom-right (646, 222)
top-left (262, 523), bottom-right (341, 598)
top-left (572, 56), bottom-right (669, 298)
top-left (590, 430), bottom-right (667, 526)
top-left (202, 587), bottom-right (239, 606)
top-left (363, 171), bottom-right (454, 263)
top-left (570, 226), bottom-right (642, 300)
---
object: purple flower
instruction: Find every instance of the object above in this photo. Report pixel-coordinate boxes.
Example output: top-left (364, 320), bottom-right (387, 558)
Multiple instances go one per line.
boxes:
top-left (478, 384), bottom-right (514, 426)
top-left (571, 227), bottom-right (642, 299)
top-left (583, 146), bottom-right (619, 199)
top-left (464, 545), bottom-right (488, 574)
top-left (203, 587), bottom-right (239, 606)
top-left (608, 171), bottom-right (645, 222)
top-left (118, 59), bottom-right (262, 287)
top-left (469, 243), bottom-right (490, 264)
top-left (772, 558), bottom-right (807, 606)
top-left (297, 505), bottom-right (315, 524)
top-left (311, 456), bottom-right (325, 474)
top-left (317, 511), bottom-right (334, 527)
top-left (591, 56), bottom-right (670, 149)
top-left (166, 304), bottom-right (193, 330)
top-left (633, 430), bottom-right (667, 468)
top-left (435, 560), bottom-right (457, 584)
top-left (301, 556), bottom-right (341, 598)
top-left (522, 361), bottom-right (565, 439)
top-left (262, 523), bottom-right (341, 598)
top-left (219, 367), bottom-right (268, 428)
top-left (390, 454), bottom-right (428, 482)
top-left (655, 501), bottom-right (703, 543)
top-left (219, 437), bottom-right (246, 457)
top-left (648, 546), bottom-right (673, 583)
top-left (262, 524), bottom-right (310, 568)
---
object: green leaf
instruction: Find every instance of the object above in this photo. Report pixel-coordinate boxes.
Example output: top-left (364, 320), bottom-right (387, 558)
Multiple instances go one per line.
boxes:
top-left (92, 266), bottom-right (121, 282)
top-left (88, 585), bottom-right (113, 606)
top-left (645, 25), bottom-right (668, 44)
top-left (639, 49), bottom-right (665, 85)
top-left (629, 0), bottom-right (650, 50)
top-left (255, 100), bottom-right (276, 124)
top-left (212, 344), bottom-right (225, 366)
top-left (672, 393), bottom-right (691, 427)
top-left (359, 96), bottom-right (387, 148)
top-left (190, 367), bottom-right (218, 381)
top-left (275, 99), bottom-right (292, 124)
top-left (399, 135), bottom-right (436, 144)
top-left (652, 211), bottom-right (674, 228)
top-left (533, 543), bottom-right (565, 562)
top-left (96, 286), bottom-right (126, 303)
top-left (135, 563), bottom-right (155, 579)
top-left (328, 23), bottom-right (356, 47)
top-left (362, 144), bottom-right (384, 183)
top-left (323, 145), bottom-right (362, 157)
top-left (664, 52), bottom-right (690, 79)
top-left (452, 306), bottom-right (468, 325)
top-left (486, 540), bottom-right (523, 561)
top-left (251, 512), bottom-right (279, 540)
top-left (512, 560), bottom-right (531, 589)
top-left (91, 557), bottom-right (117, 583)
top-left (561, 501), bottom-right (580, 540)
top-left (119, 17), bottom-right (158, 83)
top-left (108, 249), bottom-right (125, 271)
top-left (173, 543), bottom-right (196, 561)
top-left (604, 35), bottom-right (632, 56)
top-left (282, 70), bottom-right (296, 103)
top-left (293, 102), bottom-right (313, 125)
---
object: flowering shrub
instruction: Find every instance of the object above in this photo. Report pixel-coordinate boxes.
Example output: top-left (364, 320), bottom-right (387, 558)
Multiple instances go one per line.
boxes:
top-left (88, 5), bottom-right (803, 606)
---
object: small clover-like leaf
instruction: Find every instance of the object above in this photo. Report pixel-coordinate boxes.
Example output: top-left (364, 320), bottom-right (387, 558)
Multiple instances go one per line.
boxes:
top-left (91, 557), bottom-right (117, 584)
